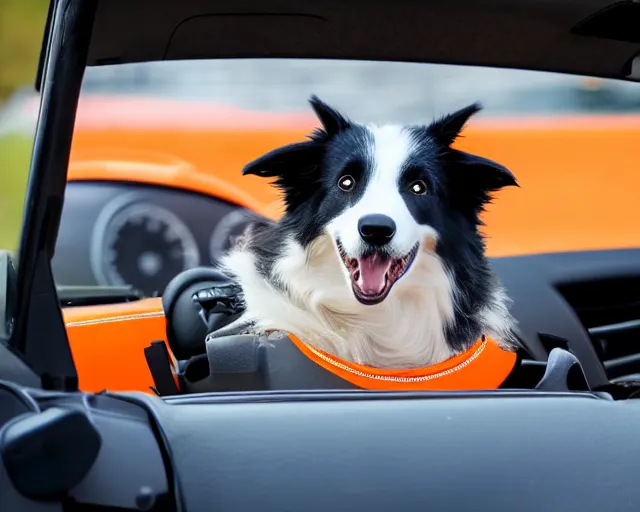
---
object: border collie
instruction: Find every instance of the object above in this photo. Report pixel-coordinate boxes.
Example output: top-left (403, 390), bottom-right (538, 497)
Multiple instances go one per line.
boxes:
top-left (218, 96), bottom-right (519, 369)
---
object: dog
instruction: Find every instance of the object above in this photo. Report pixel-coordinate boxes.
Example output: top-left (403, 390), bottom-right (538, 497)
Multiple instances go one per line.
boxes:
top-left (217, 96), bottom-right (519, 369)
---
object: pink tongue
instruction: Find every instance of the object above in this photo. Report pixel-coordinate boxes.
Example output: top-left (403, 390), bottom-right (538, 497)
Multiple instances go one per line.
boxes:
top-left (356, 254), bottom-right (392, 295)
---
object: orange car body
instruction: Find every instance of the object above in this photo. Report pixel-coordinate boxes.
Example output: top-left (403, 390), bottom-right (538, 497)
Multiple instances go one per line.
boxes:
top-left (63, 97), bottom-right (640, 393)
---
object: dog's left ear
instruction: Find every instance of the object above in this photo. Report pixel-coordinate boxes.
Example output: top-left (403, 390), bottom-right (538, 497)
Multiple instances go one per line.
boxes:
top-left (450, 149), bottom-right (519, 192)
top-left (445, 150), bottom-right (517, 217)
top-left (428, 102), bottom-right (482, 147)
top-left (430, 102), bottom-right (518, 193)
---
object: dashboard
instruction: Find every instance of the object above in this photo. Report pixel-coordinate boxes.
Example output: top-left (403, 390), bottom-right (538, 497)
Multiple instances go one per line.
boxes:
top-left (491, 249), bottom-right (640, 392)
top-left (3, 384), bottom-right (640, 512)
top-left (53, 182), bottom-right (262, 297)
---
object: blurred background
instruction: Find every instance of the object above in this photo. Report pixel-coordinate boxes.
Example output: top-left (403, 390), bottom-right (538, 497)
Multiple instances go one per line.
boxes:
top-left (0, 0), bottom-right (48, 251)
top-left (2, 0), bottom-right (640, 298)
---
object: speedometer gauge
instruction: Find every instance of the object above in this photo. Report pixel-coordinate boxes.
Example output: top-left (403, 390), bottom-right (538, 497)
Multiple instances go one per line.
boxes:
top-left (91, 194), bottom-right (200, 296)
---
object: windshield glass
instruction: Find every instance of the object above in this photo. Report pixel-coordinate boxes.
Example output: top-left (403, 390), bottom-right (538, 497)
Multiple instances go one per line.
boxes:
top-left (44, 59), bottom-right (639, 298)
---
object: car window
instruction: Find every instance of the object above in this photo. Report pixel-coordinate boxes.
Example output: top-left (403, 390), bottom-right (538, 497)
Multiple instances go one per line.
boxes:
top-left (0, 103), bottom-right (31, 256)
top-left (0, 0), bottom-right (50, 346)
top-left (47, 59), bottom-right (639, 298)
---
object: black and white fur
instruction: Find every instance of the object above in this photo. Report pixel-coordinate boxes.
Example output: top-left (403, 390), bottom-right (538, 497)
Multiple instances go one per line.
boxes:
top-left (219, 96), bottom-right (519, 369)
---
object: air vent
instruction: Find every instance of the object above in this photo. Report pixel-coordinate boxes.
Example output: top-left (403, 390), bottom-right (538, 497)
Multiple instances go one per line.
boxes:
top-left (557, 277), bottom-right (640, 382)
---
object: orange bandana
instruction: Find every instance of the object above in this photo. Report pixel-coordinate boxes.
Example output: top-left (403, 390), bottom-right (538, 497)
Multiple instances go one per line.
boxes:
top-left (288, 334), bottom-right (516, 391)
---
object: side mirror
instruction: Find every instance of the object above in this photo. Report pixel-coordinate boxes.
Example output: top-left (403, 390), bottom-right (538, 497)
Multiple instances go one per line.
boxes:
top-left (0, 250), bottom-right (18, 342)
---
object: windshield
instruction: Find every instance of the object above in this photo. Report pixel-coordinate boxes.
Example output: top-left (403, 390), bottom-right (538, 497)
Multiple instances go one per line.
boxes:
top-left (29, 58), bottom-right (635, 298)
top-left (3, 59), bottom-right (640, 297)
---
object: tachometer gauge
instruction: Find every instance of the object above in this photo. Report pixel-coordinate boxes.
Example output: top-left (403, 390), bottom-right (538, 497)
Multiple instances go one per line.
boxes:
top-left (91, 194), bottom-right (199, 296)
top-left (209, 208), bottom-right (263, 261)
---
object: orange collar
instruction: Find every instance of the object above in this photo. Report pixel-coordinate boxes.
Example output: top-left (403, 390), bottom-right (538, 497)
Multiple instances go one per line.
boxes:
top-left (288, 334), bottom-right (516, 391)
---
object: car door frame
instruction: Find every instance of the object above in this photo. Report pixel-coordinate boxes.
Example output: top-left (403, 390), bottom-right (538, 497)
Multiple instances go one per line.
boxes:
top-left (1, 0), bottom-right (97, 390)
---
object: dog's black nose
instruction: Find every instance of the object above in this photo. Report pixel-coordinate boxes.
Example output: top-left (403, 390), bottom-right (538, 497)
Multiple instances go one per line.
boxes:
top-left (358, 214), bottom-right (396, 246)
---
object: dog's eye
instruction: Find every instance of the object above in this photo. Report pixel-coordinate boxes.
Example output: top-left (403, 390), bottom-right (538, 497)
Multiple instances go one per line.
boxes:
top-left (409, 180), bottom-right (428, 195)
top-left (338, 175), bottom-right (356, 191)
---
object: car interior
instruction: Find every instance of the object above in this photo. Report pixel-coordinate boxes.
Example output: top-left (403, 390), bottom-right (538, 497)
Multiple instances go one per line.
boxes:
top-left (3, 0), bottom-right (640, 510)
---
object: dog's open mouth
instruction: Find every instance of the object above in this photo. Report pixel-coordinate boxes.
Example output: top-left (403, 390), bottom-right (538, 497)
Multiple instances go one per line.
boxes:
top-left (336, 240), bottom-right (419, 305)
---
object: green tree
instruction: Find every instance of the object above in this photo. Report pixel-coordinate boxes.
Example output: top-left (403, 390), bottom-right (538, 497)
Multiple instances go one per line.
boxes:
top-left (0, 0), bottom-right (50, 103)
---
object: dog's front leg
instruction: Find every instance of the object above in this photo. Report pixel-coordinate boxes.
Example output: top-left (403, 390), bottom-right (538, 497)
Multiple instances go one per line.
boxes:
top-left (204, 317), bottom-right (260, 340)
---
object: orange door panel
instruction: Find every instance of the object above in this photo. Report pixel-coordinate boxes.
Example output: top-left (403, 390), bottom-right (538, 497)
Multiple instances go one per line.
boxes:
top-left (63, 298), bottom-right (166, 393)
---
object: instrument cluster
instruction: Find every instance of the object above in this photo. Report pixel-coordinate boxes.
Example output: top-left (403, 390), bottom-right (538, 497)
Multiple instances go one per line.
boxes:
top-left (53, 182), bottom-right (264, 297)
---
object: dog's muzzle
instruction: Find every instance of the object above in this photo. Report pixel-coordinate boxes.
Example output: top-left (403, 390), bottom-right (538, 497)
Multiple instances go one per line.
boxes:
top-left (336, 237), bottom-right (419, 306)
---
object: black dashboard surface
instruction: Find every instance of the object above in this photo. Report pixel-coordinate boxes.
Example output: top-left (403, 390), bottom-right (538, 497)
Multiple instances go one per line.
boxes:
top-left (133, 390), bottom-right (640, 512)
top-left (5, 387), bottom-right (640, 512)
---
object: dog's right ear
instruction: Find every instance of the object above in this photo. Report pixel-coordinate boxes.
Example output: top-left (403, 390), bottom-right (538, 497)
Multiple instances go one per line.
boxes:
top-left (242, 141), bottom-right (324, 178)
top-left (242, 141), bottom-right (325, 212)
top-left (243, 95), bottom-right (346, 179)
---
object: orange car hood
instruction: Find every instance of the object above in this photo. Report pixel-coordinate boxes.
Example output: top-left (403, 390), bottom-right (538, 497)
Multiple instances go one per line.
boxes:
top-left (68, 97), bottom-right (640, 257)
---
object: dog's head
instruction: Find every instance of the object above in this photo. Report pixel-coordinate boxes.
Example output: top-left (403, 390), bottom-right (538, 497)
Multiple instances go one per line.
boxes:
top-left (243, 96), bottom-right (517, 306)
